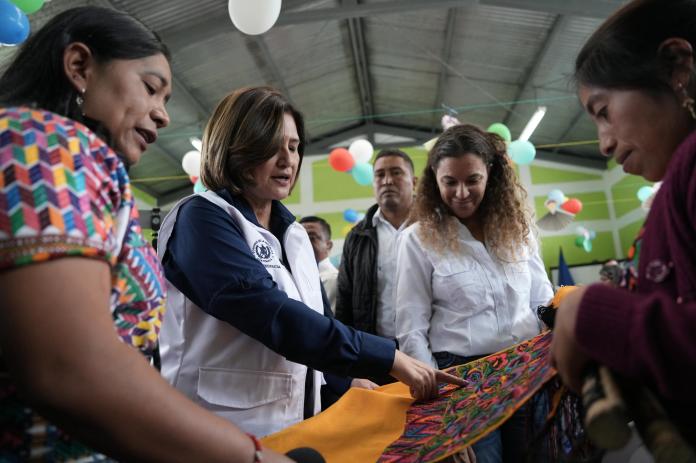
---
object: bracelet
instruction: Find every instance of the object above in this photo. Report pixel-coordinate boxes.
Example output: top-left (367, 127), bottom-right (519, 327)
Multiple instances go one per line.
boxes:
top-left (247, 433), bottom-right (263, 462)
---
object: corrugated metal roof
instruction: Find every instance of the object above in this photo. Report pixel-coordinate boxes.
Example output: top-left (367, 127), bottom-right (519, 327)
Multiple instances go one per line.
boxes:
top-left (0, 0), bottom-right (627, 202)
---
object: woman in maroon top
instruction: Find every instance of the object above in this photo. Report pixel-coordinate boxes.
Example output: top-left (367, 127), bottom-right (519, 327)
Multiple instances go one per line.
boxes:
top-left (551, 0), bottom-right (696, 444)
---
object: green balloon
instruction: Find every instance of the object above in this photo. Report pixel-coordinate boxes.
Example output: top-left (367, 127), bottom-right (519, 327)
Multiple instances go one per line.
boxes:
top-left (487, 122), bottom-right (512, 142)
top-left (11, 0), bottom-right (44, 14)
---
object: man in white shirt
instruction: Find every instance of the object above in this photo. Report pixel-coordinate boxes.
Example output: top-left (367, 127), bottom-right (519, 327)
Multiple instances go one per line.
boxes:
top-left (336, 149), bottom-right (417, 382)
top-left (300, 216), bottom-right (339, 313)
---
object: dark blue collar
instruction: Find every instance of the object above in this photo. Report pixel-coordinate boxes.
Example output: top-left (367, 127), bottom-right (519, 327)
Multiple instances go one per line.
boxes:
top-left (215, 189), bottom-right (296, 241)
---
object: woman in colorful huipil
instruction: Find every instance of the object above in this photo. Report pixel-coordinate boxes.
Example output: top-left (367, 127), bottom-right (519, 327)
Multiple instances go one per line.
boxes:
top-left (0, 7), bottom-right (295, 462)
top-left (552, 0), bottom-right (696, 447)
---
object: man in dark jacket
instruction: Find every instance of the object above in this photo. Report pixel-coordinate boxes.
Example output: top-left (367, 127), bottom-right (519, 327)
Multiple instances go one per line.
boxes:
top-left (336, 149), bottom-right (416, 383)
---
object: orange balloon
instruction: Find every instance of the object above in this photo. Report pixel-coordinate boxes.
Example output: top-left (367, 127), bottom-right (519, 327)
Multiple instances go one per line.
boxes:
top-left (328, 148), bottom-right (355, 172)
top-left (561, 198), bottom-right (583, 215)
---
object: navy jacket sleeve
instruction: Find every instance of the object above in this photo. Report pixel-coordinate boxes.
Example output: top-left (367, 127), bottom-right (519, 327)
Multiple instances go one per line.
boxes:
top-left (162, 197), bottom-right (395, 379)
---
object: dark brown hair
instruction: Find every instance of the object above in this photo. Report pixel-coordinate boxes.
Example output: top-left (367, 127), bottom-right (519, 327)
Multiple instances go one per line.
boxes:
top-left (411, 124), bottom-right (531, 258)
top-left (575, 0), bottom-right (696, 95)
top-left (200, 86), bottom-right (306, 194)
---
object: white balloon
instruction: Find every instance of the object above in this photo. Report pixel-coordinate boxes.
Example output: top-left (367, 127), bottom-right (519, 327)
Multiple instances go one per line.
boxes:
top-left (181, 150), bottom-right (201, 177)
top-left (228, 0), bottom-right (282, 35)
top-left (348, 139), bottom-right (374, 164)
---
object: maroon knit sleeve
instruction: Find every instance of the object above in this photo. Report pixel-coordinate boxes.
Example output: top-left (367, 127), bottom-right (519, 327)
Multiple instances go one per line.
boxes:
top-left (576, 283), bottom-right (696, 399)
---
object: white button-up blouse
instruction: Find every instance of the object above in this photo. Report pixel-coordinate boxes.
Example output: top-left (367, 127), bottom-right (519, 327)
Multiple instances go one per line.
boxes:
top-left (395, 221), bottom-right (554, 368)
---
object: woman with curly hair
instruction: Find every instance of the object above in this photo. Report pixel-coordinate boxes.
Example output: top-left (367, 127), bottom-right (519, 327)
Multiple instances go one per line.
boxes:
top-left (394, 124), bottom-right (553, 463)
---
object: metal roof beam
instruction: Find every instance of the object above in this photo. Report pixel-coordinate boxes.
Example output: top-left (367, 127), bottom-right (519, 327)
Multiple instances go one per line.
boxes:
top-left (305, 121), bottom-right (434, 154)
top-left (343, 0), bottom-right (375, 145)
top-left (244, 36), bottom-right (294, 102)
top-left (503, 14), bottom-right (565, 125)
top-left (160, 0), bottom-right (620, 52)
top-left (305, 122), bottom-right (370, 154)
top-left (277, 0), bottom-right (621, 24)
top-left (372, 121), bottom-right (436, 144)
top-left (431, 9), bottom-right (457, 128)
top-left (480, 0), bottom-right (621, 19)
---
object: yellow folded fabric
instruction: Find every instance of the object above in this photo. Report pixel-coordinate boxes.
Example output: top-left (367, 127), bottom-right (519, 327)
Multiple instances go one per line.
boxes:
top-left (262, 382), bottom-right (414, 463)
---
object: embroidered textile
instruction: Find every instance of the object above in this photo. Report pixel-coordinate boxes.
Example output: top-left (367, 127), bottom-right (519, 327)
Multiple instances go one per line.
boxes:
top-left (263, 332), bottom-right (556, 462)
top-left (379, 332), bottom-right (554, 462)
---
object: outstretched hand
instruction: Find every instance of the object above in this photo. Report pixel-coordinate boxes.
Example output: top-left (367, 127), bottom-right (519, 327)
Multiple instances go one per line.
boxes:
top-left (389, 350), bottom-right (468, 400)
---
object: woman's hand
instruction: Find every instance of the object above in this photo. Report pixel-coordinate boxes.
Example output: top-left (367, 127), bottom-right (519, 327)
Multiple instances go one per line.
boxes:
top-left (453, 446), bottom-right (477, 463)
top-left (389, 350), bottom-right (468, 400)
top-left (0, 259), bottom-right (295, 463)
top-left (550, 285), bottom-right (591, 393)
top-left (350, 378), bottom-right (379, 390)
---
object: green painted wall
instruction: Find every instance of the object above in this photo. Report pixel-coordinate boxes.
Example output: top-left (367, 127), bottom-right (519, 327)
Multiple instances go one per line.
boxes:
top-left (313, 160), bottom-right (374, 201)
top-left (284, 183), bottom-right (301, 204)
top-left (530, 165), bottom-right (602, 184)
top-left (618, 218), bottom-right (644, 257)
top-left (611, 174), bottom-right (652, 218)
top-left (540, 231), bottom-right (616, 272)
top-left (533, 191), bottom-right (610, 221)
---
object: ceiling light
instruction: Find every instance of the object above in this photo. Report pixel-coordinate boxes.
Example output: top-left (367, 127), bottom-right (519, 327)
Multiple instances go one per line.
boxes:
top-left (189, 137), bottom-right (202, 151)
top-left (518, 106), bottom-right (547, 142)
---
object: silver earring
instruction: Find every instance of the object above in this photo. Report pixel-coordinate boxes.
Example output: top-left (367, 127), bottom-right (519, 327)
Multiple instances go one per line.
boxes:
top-left (677, 83), bottom-right (696, 120)
top-left (76, 88), bottom-right (85, 110)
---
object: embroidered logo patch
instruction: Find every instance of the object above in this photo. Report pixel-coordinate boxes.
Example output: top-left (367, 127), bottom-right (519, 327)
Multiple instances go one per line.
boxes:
top-left (253, 239), bottom-right (275, 263)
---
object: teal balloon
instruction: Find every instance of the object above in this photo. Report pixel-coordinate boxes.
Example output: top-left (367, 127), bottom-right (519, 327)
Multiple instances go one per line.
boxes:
top-left (547, 189), bottom-right (565, 204)
top-left (0, 0), bottom-right (29, 45)
top-left (637, 185), bottom-right (653, 202)
top-left (351, 162), bottom-right (373, 186)
top-left (487, 123), bottom-right (512, 142)
top-left (193, 178), bottom-right (205, 193)
top-left (508, 140), bottom-right (536, 165)
top-left (10, 0), bottom-right (43, 14)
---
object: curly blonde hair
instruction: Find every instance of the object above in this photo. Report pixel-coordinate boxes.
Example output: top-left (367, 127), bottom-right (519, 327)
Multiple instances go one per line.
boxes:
top-left (411, 124), bottom-right (532, 260)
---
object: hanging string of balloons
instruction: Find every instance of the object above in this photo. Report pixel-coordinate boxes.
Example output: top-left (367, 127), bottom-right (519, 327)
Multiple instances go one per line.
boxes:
top-left (328, 139), bottom-right (375, 186)
top-left (0, 0), bottom-right (45, 46)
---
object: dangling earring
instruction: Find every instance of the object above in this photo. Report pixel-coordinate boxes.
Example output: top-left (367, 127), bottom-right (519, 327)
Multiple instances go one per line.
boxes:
top-left (677, 82), bottom-right (696, 120)
top-left (76, 88), bottom-right (85, 113)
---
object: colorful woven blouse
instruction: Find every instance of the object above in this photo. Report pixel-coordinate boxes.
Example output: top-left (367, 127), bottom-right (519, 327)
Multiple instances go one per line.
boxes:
top-left (0, 107), bottom-right (166, 461)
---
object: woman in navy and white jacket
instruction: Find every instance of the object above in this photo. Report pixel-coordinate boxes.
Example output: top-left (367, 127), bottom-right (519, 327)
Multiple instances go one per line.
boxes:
top-left (157, 86), bottom-right (465, 437)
